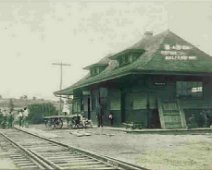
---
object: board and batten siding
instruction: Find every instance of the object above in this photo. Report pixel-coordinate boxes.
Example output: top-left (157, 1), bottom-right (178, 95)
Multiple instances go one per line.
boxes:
top-left (108, 88), bottom-right (122, 125)
top-left (124, 91), bottom-right (148, 127)
top-left (203, 78), bottom-right (212, 99)
top-left (72, 98), bottom-right (81, 113)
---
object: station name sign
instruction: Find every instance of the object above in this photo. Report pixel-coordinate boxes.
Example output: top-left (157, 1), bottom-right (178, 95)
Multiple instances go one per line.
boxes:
top-left (161, 44), bottom-right (197, 61)
top-left (165, 55), bottom-right (197, 60)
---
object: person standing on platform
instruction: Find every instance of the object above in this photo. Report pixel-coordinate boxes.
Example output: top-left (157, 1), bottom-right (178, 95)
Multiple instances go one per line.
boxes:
top-left (0, 109), bottom-right (3, 128)
top-left (108, 112), bottom-right (113, 126)
top-left (96, 104), bottom-right (99, 127)
top-left (7, 111), bottom-right (14, 128)
top-left (0, 109), bottom-right (4, 128)
top-left (2, 110), bottom-right (8, 128)
top-left (23, 107), bottom-right (29, 127)
top-left (18, 110), bottom-right (23, 127)
top-left (99, 104), bottom-right (103, 127)
top-left (96, 103), bottom-right (102, 127)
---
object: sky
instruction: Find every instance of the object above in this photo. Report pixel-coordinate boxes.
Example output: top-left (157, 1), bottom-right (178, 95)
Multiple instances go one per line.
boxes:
top-left (0, 0), bottom-right (212, 100)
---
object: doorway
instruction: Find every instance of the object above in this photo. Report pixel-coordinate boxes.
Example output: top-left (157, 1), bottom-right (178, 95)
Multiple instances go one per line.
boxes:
top-left (149, 109), bottom-right (161, 128)
top-left (121, 91), bottom-right (125, 122)
top-left (87, 97), bottom-right (91, 120)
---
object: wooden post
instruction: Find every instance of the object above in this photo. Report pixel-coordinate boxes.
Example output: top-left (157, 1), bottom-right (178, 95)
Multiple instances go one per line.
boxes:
top-left (52, 62), bottom-right (71, 114)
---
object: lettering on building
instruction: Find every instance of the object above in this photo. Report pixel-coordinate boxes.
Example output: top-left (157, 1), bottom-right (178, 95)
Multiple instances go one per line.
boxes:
top-left (161, 44), bottom-right (197, 61)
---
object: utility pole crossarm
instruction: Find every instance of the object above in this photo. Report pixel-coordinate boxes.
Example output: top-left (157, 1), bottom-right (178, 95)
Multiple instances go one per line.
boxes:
top-left (52, 63), bottom-right (71, 66)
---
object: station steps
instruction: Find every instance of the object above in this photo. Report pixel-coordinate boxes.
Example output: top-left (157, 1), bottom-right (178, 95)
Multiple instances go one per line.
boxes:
top-left (158, 99), bottom-right (187, 129)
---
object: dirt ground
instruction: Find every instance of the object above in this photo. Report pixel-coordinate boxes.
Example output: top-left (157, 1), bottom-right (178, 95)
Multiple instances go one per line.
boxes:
top-left (0, 148), bottom-right (17, 169)
top-left (22, 125), bottom-right (212, 170)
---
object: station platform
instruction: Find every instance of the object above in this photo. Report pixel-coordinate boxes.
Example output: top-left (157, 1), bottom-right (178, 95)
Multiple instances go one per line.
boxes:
top-left (103, 126), bottom-right (212, 135)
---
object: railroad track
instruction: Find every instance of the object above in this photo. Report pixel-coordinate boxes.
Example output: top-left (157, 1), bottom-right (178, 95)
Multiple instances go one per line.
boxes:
top-left (0, 131), bottom-right (44, 169)
top-left (0, 128), bottom-right (147, 170)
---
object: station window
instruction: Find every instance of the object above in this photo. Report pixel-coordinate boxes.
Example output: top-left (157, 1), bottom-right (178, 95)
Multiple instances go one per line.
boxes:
top-left (176, 81), bottom-right (203, 97)
top-left (73, 100), bottom-right (81, 112)
top-left (90, 66), bottom-right (106, 76)
top-left (90, 68), bottom-right (98, 76)
top-left (119, 55), bottom-right (128, 65)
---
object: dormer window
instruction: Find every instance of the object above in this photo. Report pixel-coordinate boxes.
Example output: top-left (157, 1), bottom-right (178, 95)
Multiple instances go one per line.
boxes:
top-left (90, 67), bottom-right (98, 75)
top-left (90, 65), bottom-right (107, 76)
top-left (129, 53), bottom-right (140, 62)
top-left (84, 61), bottom-right (108, 76)
top-left (119, 55), bottom-right (128, 65)
top-left (117, 52), bottom-right (142, 66)
top-left (109, 49), bottom-right (145, 67)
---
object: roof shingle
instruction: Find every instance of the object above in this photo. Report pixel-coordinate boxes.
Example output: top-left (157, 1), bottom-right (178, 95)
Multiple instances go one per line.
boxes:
top-left (54, 30), bottom-right (212, 95)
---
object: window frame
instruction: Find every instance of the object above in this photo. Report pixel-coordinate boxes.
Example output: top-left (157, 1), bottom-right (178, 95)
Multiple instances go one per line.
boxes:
top-left (176, 81), bottom-right (203, 98)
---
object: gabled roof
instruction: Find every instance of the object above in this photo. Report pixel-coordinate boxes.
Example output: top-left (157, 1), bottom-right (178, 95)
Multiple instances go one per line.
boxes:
top-left (54, 30), bottom-right (212, 95)
top-left (134, 30), bottom-right (212, 73)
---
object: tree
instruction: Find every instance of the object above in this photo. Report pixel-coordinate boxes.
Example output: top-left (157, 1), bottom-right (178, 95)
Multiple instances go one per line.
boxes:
top-left (9, 99), bottom-right (14, 112)
top-left (28, 103), bottom-right (58, 124)
top-left (23, 95), bottom-right (28, 100)
top-left (20, 95), bottom-right (28, 100)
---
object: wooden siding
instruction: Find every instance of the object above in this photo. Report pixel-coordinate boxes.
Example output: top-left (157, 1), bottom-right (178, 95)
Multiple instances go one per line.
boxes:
top-left (179, 99), bottom-right (212, 109)
top-left (109, 89), bottom-right (121, 111)
top-left (108, 89), bottom-right (122, 125)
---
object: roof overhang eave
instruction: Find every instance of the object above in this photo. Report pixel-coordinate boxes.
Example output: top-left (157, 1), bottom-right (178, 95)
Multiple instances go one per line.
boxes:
top-left (54, 69), bottom-right (212, 96)
top-left (70, 71), bottom-right (137, 91)
top-left (54, 94), bottom-right (73, 99)
top-left (83, 63), bottom-right (108, 70)
top-left (53, 89), bottom-right (74, 96)
top-left (132, 70), bottom-right (212, 76)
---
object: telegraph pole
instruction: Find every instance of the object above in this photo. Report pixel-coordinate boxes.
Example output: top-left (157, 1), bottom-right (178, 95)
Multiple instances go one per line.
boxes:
top-left (52, 62), bottom-right (71, 114)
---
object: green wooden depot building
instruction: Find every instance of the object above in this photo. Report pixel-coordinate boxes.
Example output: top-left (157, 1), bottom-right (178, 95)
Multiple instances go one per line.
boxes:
top-left (55, 30), bottom-right (212, 129)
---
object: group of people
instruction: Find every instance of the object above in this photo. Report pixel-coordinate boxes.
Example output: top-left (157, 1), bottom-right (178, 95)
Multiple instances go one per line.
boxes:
top-left (188, 110), bottom-right (212, 128)
top-left (0, 107), bottom-right (29, 129)
top-left (17, 107), bottom-right (29, 128)
top-left (0, 109), bottom-right (14, 129)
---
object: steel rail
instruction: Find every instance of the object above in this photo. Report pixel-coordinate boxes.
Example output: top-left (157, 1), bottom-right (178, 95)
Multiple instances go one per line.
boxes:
top-left (12, 127), bottom-right (147, 170)
top-left (0, 131), bottom-right (54, 170)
